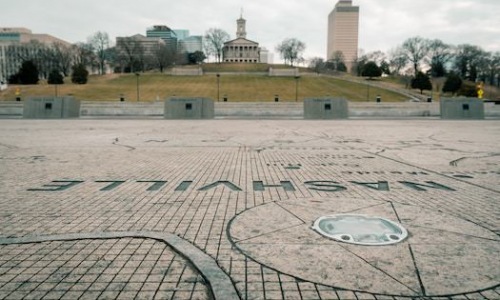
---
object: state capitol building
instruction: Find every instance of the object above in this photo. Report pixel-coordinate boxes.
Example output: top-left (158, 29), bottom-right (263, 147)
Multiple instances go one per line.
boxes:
top-left (223, 14), bottom-right (261, 63)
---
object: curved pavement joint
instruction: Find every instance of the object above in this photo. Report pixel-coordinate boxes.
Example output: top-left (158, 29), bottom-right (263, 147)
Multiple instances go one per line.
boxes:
top-left (0, 231), bottom-right (240, 300)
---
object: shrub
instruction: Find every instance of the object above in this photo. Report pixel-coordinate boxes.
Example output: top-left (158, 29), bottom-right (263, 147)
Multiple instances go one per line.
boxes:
top-left (48, 69), bottom-right (64, 85)
top-left (71, 64), bottom-right (89, 84)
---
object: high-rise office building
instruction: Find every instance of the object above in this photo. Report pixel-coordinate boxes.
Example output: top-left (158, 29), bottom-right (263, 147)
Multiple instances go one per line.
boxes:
top-left (178, 36), bottom-right (202, 54)
top-left (173, 30), bottom-right (189, 41)
top-left (146, 26), bottom-right (202, 54)
top-left (146, 25), bottom-right (178, 49)
top-left (327, 0), bottom-right (359, 71)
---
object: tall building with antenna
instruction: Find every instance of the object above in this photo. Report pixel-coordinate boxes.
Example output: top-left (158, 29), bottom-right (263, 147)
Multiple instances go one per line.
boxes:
top-left (327, 0), bottom-right (359, 71)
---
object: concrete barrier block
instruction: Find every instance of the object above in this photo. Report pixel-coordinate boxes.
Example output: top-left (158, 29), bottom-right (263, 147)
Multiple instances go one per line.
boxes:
top-left (440, 98), bottom-right (484, 119)
top-left (164, 97), bottom-right (214, 119)
top-left (23, 97), bottom-right (80, 119)
top-left (304, 98), bottom-right (349, 119)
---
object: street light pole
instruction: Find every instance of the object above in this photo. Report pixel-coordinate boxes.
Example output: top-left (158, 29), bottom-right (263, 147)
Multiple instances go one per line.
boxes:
top-left (135, 73), bottom-right (140, 102)
top-left (216, 73), bottom-right (220, 102)
top-left (295, 76), bottom-right (300, 102)
top-left (366, 81), bottom-right (370, 101)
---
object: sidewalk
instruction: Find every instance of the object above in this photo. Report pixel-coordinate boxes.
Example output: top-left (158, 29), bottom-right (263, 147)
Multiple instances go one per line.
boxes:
top-left (0, 119), bottom-right (499, 299)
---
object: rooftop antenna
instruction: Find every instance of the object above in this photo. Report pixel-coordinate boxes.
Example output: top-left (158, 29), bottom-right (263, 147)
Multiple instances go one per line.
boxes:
top-left (240, 7), bottom-right (243, 18)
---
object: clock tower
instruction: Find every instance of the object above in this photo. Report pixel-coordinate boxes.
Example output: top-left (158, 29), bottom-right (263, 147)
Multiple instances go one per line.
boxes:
top-left (236, 11), bottom-right (247, 39)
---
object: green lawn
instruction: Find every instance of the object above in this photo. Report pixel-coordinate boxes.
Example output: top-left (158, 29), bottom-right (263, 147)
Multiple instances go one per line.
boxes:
top-left (1, 72), bottom-right (408, 102)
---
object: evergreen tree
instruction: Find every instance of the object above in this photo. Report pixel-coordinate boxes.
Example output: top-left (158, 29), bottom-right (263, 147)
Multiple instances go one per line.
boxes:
top-left (48, 69), bottom-right (64, 85)
top-left (71, 64), bottom-right (89, 84)
top-left (8, 73), bottom-right (20, 84)
top-left (411, 72), bottom-right (432, 94)
top-left (188, 51), bottom-right (206, 64)
top-left (18, 60), bottom-right (39, 84)
top-left (336, 62), bottom-right (347, 72)
top-left (442, 73), bottom-right (462, 96)
top-left (430, 60), bottom-right (447, 77)
top-left (361, 61), bottom-right (382, 79)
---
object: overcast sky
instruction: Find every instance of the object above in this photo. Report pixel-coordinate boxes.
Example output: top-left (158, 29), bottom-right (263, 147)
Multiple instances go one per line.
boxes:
top-left (2, 0), bottom-right (499, 62)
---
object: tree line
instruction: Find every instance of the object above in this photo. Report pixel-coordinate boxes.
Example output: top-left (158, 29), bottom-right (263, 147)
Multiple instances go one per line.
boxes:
top-left (7, 28), bottom-right (498, 97)
top-left (8, 26), bottom-right (306, 86)
top-left (6, 31), bottom-right (206, 85)
top-left (311, 36), bottom-right (500, 96)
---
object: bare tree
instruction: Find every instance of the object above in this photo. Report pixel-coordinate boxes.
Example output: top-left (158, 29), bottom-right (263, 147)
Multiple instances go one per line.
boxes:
top-left (73, 42), bottom-right (96, 70)
top-left (309, 57), bottom-right (325, 73)
top-left (116, 37), bottom-right (144, 73)
top-left (153, 43), bottom-right (176, 72)
top-left (484, 52), bottom-right (500, 86)
top-left (401, 36), bottom-right (430, 75)
top-left (453, 44), bottom-right (484, 81)
top-left (327, 51), bottom-right (347, 71)
top-left (365, 50), bottom-right (387, 66)
top-left (204, 28), bottom-right (230, 63)
top-left (388, 47), bottom-right (409, 75)
top-left (88, 31), bottom-right (110, 75)
top-left (51, 42), bottom-right (73, 76)
top-left (275, 38), bottom-right (306, 66)
top-left (427, 39), bottom-right (453, 77)
top-left (203, 38), bottom-right (214, 63)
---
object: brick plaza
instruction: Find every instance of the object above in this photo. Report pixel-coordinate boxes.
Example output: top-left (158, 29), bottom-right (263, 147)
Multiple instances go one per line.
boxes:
top-left (0, 119), bottom-right (499, 299)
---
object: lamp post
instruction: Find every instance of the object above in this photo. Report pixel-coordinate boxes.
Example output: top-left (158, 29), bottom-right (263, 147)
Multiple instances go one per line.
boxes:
top-left (135, 73), bottom-right (140, 102)
top-left (366, 81), bottom-right (370, 101)
top-left (295, 76), bottom-right (300, 102)
top-left (216, 73), bottom-right (220, 102)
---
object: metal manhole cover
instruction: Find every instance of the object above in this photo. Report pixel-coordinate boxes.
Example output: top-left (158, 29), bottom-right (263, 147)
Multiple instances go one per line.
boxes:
top-left (312, 214), bottom-right (408, 245)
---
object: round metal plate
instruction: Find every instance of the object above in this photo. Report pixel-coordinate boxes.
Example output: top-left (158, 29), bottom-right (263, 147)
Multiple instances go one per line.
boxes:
top-left (312, 214), bottom-right (408, 245)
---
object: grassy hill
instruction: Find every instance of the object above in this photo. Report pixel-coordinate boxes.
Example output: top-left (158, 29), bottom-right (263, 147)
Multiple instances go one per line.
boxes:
top-left (0, 65), bottom-right (410, 102)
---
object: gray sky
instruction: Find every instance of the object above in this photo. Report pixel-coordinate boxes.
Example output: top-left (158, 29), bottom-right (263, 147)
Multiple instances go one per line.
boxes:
top-left (2, 0), bottom-right (499, 62)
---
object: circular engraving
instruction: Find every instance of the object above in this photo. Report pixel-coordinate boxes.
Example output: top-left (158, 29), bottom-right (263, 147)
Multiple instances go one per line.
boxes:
top-left (228, 198), bottom-right (500, 297)
top-left (312, 214), bottom-right (408, 245)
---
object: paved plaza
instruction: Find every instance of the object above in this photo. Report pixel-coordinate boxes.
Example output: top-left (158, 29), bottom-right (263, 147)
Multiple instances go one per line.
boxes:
top-left (0, 119), bottom-right (499, 299)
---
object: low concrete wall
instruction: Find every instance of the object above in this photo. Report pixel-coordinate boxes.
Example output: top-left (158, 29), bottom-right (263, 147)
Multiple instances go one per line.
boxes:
top-left (485, 102), bottom-right (500, 117)
top-left (171, 67), bottom-right (203, 76)
top-left (80, 101), bottom-right (164, 117)
top-left (2, 101), bottom-right (500, 118)
top-left (269, 68), bottom-right (300, 77)
top-left (0, 101), bottom-right (23, 116)
top-left (349, 102), bottom-right (440, 117)
top-left (215, 102), bottom-right (303, 118)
